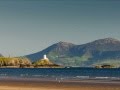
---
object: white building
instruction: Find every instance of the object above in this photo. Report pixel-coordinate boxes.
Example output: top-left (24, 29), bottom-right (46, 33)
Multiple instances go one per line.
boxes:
top-left (43, 54), bottom-right (48, 60)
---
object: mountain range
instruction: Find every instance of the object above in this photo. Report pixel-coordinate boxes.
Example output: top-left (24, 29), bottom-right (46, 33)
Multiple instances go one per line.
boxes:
top-left (25, 38), bottom-right (120, 67)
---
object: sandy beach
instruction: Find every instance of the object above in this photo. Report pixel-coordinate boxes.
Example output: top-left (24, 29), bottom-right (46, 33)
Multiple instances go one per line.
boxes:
top-left (0, 79), bottom-right (120, 90)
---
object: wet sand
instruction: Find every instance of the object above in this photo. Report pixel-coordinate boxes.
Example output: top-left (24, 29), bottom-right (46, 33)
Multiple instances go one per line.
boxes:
top-left (0, 79), bottom-right (120, 90)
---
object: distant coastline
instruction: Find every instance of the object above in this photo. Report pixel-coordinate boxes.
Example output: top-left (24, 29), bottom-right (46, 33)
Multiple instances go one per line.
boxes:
top-left (1, 38), bottom-right (120, 68)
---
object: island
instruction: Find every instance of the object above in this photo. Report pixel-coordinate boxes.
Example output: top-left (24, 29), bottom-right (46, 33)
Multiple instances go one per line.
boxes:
top-left (33, 55), bottom-right (62, 68)
top-left (0, 55), bottom-right (62, 68)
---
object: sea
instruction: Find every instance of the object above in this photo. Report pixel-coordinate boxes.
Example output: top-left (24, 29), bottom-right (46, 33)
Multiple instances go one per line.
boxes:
top-left (0, 68), bottom-right (120, 81)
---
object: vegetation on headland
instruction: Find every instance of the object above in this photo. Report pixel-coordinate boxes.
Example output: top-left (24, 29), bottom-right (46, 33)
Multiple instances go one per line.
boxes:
top-left (95, 64), bottom-right (115, 68)
top-left (33, 59), bottom-right (61, 68)
top-left (0, 57), bottom-right (62, 68)
top-left (0, 56), bottom-right (119, 68)
top-left (0, 57), bottom-right (32, 68)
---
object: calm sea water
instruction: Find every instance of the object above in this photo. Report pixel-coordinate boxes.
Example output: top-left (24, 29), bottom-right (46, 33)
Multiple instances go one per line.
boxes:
top-left (0, 68), bottom-right (120, 81)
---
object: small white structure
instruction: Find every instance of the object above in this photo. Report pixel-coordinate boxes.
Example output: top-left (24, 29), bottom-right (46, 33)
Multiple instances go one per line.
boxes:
top-left (43, 54), bottom-right (48, 60)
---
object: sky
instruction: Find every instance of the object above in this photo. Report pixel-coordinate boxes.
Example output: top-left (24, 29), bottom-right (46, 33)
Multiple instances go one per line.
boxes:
top-left (0, 0), bottom-right (120, 56)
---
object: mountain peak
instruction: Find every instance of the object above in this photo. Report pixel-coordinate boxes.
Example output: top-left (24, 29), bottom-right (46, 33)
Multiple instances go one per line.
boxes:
top-left (92, 38), bottom-right (120, 45)
top-left (103, 38), bottom-right (119, 41)
top-left (58, 41), bottom-right (73, 44)
top-left (57, 41), bottom-right (75, 46)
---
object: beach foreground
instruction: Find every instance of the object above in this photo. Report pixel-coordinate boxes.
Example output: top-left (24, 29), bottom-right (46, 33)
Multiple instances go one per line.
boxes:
top-left (0, 79), bottom-right (120, 90)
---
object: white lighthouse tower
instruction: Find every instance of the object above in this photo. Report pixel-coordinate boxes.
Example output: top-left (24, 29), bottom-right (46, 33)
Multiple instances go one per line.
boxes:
top-left (43, 54), bottom-right (48, 60)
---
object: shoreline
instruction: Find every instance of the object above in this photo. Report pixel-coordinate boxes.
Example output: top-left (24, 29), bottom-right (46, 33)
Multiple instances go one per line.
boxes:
top-left (0, 76), bottom-right (120, 83)
top-left (0, 78), bottom-right (120, 90)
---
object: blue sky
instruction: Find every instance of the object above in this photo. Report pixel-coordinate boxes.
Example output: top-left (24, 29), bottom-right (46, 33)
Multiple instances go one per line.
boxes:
top-left (0, 0), bottom-right (120, 56)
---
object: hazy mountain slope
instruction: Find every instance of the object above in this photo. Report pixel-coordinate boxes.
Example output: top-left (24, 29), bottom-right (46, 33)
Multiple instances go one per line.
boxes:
top-left (25, 38), bottom-right (120, 67)
top-left (26, 42), bottom-right (75, 62)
